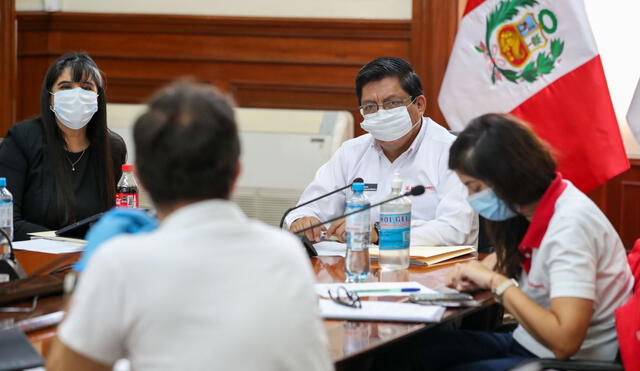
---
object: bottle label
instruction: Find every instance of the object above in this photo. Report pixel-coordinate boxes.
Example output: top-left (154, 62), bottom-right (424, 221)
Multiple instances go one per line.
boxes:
top-left (116, 193), bottom-right (139, 208)
top-left (0, 199), bottom-right (12, 228)
top-left (379, 212), bottom-right (411, 251)
top-left (346, 203), bottom-right (369, 251)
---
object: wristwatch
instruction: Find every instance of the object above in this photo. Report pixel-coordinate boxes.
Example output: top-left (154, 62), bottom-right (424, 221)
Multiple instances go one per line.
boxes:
top-left (493, 278), bottom-right (519, 304)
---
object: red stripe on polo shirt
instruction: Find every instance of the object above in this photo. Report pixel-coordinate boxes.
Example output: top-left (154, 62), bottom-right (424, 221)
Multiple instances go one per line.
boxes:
top-left (518, 173), bottom-right (568, 274)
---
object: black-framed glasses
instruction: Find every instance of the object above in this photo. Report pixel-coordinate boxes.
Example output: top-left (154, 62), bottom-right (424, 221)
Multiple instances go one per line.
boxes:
top-left (359, 96), bottom-right (415, 116)
top-left (328, 286), bottom-right (362, 309)
top-left (0, 296), bottom-right (38, 313)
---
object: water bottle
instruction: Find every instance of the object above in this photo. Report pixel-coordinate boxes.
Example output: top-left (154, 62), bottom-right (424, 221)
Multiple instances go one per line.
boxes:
top-left (0, 177), bottom-right (13, 260)
top-left (379, 173), bottom-right (411, 270)
top-left (345, 182), bottom-right (370, 282)
top-left (116, 164), bottom-right (139, 208)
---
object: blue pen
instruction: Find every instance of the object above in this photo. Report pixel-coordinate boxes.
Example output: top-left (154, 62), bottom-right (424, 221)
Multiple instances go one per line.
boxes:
top-left (353, 288), bottom-right (421, 294)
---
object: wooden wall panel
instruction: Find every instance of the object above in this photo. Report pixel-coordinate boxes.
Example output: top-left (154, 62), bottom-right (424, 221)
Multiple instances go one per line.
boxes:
top-left (16, 11), bottom-right (414, 138)
top-left (411, 0), bottom-right (462, 127)
top-left (621, 180), bottom-right (640, 251)
top-left (0, 0), bottom-right (16, 136)
top-left (597, 160), bottom-right (640, 251)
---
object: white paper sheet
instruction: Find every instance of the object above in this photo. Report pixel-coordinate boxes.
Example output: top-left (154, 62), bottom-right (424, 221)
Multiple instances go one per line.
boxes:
top-left (313, 241), bottom-right (347, 257)
top-left (315, 281), bottom-right (435, 298)
top-left (13, 239), bottom-right (85, 254)
top-left (319, 299), bottom-right (445, 323)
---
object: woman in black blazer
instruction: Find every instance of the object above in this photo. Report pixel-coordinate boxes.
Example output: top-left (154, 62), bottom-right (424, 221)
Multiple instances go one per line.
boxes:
top-left (0, 52), bottom-right (126, 241)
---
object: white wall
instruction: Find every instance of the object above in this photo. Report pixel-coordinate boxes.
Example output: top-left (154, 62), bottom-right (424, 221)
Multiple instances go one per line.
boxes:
top-left (585, 0), bottom-right (640, 158)
top-left (16, 0), bottom-right (413, 19)
top-left (16, 0), bottom-right (46, 11)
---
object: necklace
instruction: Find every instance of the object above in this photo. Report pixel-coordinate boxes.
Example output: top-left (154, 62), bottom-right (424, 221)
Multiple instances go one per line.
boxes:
top-left (66, 149), bottom-right (86, 172)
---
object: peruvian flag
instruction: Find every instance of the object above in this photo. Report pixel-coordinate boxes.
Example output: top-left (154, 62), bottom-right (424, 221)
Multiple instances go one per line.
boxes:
top-left (439, 0), bottom-right (629, 192)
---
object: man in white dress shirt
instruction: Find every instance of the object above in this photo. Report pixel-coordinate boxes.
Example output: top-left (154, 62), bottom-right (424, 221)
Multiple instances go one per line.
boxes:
top-left (47, 82), bottom-right (334, 371)
top-left (287, 57), bottom-right (477, 246)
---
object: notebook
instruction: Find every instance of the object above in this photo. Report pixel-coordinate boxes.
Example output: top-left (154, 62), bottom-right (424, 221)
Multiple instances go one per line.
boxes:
top-left (319, 299), bottom-right (446, 323)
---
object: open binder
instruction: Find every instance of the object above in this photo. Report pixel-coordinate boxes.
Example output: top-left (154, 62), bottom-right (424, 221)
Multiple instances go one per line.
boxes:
top-left (369, 245), bottom-right (476, 266)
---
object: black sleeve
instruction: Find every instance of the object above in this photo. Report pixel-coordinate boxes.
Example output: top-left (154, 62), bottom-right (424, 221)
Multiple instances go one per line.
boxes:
top-left (0, 129), bottom-right (49, 240)
top-left (109, 130), bottom-right (127, 186)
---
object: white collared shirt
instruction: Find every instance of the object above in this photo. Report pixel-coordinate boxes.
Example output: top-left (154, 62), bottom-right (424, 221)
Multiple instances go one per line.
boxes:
top-left (513, 181), bottom-right (633, 360)
top-left (59, 200), bottom-right (333, 371)
top-left (285, 117), bottom-right (477, 246)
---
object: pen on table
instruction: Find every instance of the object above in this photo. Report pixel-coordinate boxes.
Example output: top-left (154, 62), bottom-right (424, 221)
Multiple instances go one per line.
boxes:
top-left (353, 288), bottom-right (421, 294)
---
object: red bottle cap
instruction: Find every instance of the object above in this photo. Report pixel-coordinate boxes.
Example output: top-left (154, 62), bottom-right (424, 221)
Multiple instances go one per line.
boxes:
top-left (122, 164), bottom-right (134, 172)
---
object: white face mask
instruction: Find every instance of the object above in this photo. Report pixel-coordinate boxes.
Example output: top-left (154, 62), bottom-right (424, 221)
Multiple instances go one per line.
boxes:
top-left (50, 87), bottom-right (98, 130)
top-left (360, 106), bottom-right (419, 142)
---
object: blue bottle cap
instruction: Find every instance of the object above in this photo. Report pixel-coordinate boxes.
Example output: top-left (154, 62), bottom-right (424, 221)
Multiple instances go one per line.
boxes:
top-left (352, 182), bottom-right (364, 193)
top-left (0, 178), bottom-right (5, 187)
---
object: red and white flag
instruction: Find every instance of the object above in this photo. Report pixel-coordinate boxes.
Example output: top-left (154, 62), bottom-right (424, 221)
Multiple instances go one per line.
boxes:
top-left (439, 0), bottom-right (628, 192)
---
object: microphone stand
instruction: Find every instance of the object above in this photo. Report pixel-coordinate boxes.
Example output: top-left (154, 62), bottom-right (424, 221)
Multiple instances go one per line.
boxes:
top-left (0, 228), bottom-right (27, 281)
top-left (292, 185), bottom-right (426, 236)
top-left (279, 178), bottom-right (363, 228)
top-left (279, 178), bottom-right (363, 258)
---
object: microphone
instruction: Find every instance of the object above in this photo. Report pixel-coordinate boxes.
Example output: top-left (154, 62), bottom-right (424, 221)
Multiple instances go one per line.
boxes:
top-left (0, 228), bottom-right (27, 281)
top-left (292, 185), bottom-right (426, 236)
top-left (279, 177), bottom-right (364, 228)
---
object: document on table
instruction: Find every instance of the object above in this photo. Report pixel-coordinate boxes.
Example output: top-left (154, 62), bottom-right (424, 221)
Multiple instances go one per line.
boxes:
top-left (319, 299), bottom-right (446, 323)
top-left (13, 239), bottom-right (85, 254)
top-left (315, 281), bottom-right (435, 298)
top-left (369, 245), bottom-right (476, 266)
top-left (314, 242), bottom-right (475, 264)
top-left (27, 231), bottom-right (86, 244)
top-left (313, 241), bottom-right (346, 257)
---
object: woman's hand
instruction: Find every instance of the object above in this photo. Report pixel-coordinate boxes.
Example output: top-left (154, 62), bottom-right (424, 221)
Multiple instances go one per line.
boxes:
top-left (446, 260), bottom-right (505, 292)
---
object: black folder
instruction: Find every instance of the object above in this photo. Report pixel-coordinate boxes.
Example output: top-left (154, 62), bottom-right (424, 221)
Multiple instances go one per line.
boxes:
top-left (55, 212), bottom-right (104, 239)
top-left (0, 328), bottom-right (44, 371)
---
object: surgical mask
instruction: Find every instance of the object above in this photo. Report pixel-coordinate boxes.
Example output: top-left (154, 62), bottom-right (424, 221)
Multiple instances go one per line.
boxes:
top-left (50, 87), bottom-right (98, 130)
top-left (467, 187), bottom-right (517, 221)
top-left (360, 106), bottom-right (418, 142)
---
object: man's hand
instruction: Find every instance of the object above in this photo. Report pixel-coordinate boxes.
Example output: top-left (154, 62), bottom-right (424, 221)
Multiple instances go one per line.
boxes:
top-left (289, 216), bottom-right (325, 242)
top-left (74, 208), bottom-right (159, 272)
top-left (326, 221), bottom-right (378, 244)
top-left (327, 219), bottom-right (346, 243)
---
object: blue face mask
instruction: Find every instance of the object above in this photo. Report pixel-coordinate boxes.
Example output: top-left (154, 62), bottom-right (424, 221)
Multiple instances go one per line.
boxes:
top-left (467, 187), bottom-right (517, 221)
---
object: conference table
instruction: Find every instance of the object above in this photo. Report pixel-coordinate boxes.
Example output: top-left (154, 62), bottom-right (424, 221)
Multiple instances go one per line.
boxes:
top-left (1, 248), bottom-right (495, 369)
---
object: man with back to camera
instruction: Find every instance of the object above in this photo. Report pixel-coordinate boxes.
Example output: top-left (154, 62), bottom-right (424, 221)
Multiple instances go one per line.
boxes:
top-left (287, 57), bottom-right (477, 246)
top-left (47, 81), bottom-right (334, 371)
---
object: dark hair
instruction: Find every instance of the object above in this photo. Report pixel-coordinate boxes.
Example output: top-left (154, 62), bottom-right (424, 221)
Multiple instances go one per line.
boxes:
top-left (39, 52), bottom-right (115, 226)
top-left (355, 57), bottom-right (424, 104)
top-left (133, 81), bottom-right (240, 208)
top-left (449, 113), bottom-right (557, 278)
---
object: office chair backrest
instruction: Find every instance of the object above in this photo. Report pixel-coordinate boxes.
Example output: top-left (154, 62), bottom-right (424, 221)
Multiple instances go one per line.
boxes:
top-left (614, 239), bottom-right (640, 371)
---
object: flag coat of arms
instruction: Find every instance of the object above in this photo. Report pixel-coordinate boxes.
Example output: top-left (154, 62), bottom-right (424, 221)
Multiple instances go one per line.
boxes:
top-left (439, 0), bottom-right (629, 192)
